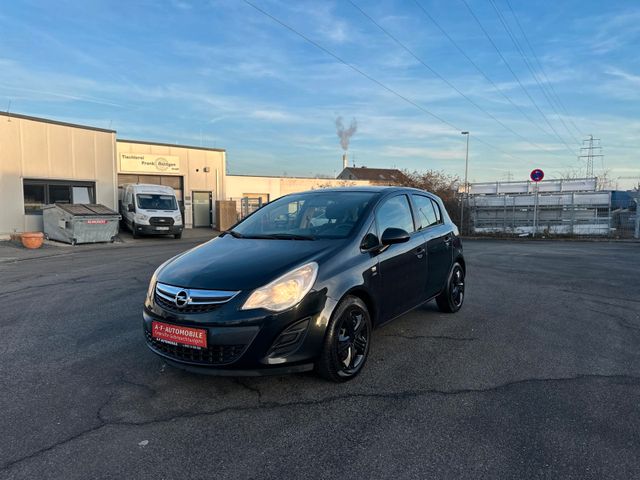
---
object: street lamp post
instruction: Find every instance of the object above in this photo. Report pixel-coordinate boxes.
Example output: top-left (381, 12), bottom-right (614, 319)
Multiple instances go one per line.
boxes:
top-left (460, 131), bottom-right (469, 233)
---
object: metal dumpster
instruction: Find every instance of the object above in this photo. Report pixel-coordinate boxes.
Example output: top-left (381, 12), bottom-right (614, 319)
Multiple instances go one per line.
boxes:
top-left (43, 204), bottom-right (121, 245)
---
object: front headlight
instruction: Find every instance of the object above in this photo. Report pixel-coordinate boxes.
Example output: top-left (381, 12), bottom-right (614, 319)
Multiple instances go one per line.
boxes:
top-left (136, 213), bottom-right (149, 222)
top-left (147, 269), bottom-right (158, 301)
top-left (147, 258), bottom-right (173, 302)
top-left (241, 262), bottom-right (318, 312)
top-left (173, 213), bottom-right (183, 224)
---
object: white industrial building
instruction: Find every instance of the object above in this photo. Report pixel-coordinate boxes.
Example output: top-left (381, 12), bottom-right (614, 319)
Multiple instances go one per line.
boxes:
top-left (465, 178), bottom-right (631, 236)
top-left (0, 112), bottom-right (369, 237)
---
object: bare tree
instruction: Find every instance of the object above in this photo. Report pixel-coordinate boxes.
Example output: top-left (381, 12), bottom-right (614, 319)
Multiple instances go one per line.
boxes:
top-left (558, 168), bottom-right (583, 180)
top-left (596, 169), bottom-right (614, 190)
top-left (399, 169), bottom-right (461, 223)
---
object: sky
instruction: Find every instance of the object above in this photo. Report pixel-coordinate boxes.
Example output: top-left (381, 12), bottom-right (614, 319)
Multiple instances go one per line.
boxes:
top-left (1, 0), bottom-right (639, 187)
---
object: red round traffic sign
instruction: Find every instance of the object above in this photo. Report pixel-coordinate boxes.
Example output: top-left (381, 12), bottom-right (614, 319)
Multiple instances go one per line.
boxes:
top-left (530, 169), bottom-right (544, 182)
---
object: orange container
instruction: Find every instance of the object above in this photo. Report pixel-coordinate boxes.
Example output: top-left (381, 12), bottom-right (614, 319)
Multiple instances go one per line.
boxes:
top-left (21, 232), bottom-right (44, 249)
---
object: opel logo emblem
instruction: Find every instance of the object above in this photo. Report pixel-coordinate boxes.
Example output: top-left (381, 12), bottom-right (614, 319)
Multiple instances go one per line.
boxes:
top-left (174, 290), bottom-right (190, 308)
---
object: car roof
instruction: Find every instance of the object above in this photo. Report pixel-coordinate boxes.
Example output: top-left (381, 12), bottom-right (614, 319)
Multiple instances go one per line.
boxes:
top-left (123, 183), bottom-right (175, 193)
top-left (289, 186), bottom-right (436, 196)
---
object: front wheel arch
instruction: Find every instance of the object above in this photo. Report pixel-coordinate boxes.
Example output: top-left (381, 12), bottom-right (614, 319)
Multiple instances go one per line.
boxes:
top-left (339, 287), bottom-right (378, 327)
top-left (316, 294), bottom-right (372, 382)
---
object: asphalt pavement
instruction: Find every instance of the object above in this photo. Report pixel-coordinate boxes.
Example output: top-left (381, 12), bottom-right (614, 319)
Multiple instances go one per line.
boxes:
top-left (0, 237), bottom-right (639, 479)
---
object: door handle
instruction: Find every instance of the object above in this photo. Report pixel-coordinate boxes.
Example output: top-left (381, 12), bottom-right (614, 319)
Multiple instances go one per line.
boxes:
top-left (415, 247), bottom-right (425, 258)
top-left (443, 235), bottom-right (452, 246)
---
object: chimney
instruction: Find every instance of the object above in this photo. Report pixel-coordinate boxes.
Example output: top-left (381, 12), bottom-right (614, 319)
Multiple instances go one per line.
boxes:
top-left (342, 153), bottom-right (348, 170)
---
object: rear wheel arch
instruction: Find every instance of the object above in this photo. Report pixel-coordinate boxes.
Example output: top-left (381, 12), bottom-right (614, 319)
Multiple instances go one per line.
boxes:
top-left (456, 256), bottom-right (466, 274)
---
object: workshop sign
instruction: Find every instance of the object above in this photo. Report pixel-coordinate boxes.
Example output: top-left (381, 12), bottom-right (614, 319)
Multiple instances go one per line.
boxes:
top-left (119, 153), bottom-right (181, 174)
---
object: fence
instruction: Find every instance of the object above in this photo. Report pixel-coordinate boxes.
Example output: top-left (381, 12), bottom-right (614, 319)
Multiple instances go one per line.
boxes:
top-left (229, 196), bottom-right (264, 220)
top-left (467, 191), bottom-right (639, 238)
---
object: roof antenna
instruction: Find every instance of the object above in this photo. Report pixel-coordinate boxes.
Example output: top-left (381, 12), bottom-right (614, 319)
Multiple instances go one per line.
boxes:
top-left (6, 100), bottom-right (12, 122)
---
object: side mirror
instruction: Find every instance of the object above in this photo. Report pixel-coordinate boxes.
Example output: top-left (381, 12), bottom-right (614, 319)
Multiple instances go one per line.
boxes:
top-left (381, 227), bottom-right (410, 246)
top-left (127, 203), bottom-right (135, 212)
top-left (360, 232), bottom-right (380, 251)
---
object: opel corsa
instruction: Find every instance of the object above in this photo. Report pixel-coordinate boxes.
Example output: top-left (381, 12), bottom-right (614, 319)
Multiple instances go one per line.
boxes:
top-left (144, 187), bottom-right (465, 382)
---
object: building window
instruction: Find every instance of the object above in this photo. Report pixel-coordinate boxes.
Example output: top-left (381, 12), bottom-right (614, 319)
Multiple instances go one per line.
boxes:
top-left (49, 185), bottom-right (71, 204)
top-left (23, 184), bottom-right (46, 214)
top-left (23, 179), bottom-right (96, 214)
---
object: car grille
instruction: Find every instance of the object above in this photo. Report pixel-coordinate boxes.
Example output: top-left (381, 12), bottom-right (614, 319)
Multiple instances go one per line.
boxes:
top-left (154, 282), bottom-right (239, 314)
top-left (145, 330), bottom-right (245, 365)
top-left (154, 293), bottom-right (220, 313)
top-left (149, 217), bottom-right (174, 226)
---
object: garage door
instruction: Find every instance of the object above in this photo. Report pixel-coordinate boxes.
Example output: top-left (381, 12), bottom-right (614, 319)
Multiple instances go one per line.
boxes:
top-left (117, 174), bottom-right (184, 205)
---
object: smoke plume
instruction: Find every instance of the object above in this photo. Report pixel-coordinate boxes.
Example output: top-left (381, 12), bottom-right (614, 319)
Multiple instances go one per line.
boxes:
top-left (335, 116), bottom-right (357, 151)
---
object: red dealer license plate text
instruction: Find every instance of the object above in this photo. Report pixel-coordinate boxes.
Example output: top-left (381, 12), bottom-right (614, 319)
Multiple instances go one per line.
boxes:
top-left (152, 321), bottom-right (207, 349)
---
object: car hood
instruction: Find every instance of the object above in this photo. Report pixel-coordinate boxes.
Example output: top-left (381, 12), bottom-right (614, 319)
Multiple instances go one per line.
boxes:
top-left (157, 235), bottom-right (341, 291)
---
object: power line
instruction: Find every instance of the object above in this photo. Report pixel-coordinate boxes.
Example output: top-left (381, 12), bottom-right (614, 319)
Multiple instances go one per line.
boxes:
top-left (243, 0), bottom-right (525, 163)
top-left (461, 0), bottom-right (576, 156)
top-left (488, 0), bottom-right (580, 145)
top-left (348, 0), bottom-right (558, 155)
top-left (504, 0), bottom-right (583, 140)
top-left (411, 0), bottom-right (560, 148)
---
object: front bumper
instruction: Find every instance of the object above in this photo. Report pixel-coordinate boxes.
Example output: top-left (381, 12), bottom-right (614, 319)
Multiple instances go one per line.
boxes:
top-left (136, 224), bottom-right (183, 235)
top-left (142, 289), bottom-right (336, 374)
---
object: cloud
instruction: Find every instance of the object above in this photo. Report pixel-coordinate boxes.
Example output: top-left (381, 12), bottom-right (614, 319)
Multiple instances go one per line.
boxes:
top-left (584, 9), bottom-right (640, 54)
top-left (605, 67), bottom-right (640, 86)
top-left (249, 109), bottom-right (297, 122)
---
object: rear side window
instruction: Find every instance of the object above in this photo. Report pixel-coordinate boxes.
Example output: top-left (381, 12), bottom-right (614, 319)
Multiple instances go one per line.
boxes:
top-left (412, 195), bottom-right (438, 229)
top-left (431, 199), bottom-right (442, 223)
top-left (376, 195), bottom-right (415, 234)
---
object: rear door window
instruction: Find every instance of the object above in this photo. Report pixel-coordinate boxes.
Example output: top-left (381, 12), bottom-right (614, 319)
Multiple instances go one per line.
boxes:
top-left (431, 199), bottom-right (442, 224)
top-left (411, 195), bottom-right (438, 230)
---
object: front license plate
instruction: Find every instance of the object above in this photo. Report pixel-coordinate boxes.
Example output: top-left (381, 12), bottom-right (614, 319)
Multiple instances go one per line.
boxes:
top-left (155, 226), bottom-right (170, 231)
top-left (152, 321), bottom-right (207, 348)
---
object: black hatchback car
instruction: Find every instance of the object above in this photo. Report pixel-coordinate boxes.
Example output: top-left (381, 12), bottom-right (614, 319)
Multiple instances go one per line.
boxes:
top-left (143, 187), bottom-right (465, 382)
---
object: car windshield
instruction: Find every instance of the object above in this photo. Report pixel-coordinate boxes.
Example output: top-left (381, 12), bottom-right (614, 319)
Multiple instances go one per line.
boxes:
top-left (232, 191), bottom-right (376, 239)
top-left (136, 194), bottom-right (177, 210)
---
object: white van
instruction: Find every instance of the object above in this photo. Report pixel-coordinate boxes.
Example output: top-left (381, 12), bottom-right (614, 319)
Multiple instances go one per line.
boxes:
top-left (118, 184), bottom-right (183, 239)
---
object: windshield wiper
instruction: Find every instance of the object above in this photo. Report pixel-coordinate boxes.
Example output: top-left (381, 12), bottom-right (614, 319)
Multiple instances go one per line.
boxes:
top-left (220, 229), bottom-right (244, 238)
top-left (258, 233), bottom-right (316, 240)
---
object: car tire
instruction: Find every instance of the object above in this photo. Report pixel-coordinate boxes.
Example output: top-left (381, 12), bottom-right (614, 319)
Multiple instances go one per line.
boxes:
top-left (174, 232), bottom-right (182, 239)
top-left (436, 262), bottom-right (465, 313)
top-left (316, 295), bottom-right (371, 382)
top-left (132, 222), bottom-right (139, 239)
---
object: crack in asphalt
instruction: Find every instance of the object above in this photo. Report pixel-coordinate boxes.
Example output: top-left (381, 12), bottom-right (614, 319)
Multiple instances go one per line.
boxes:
top-left (231, 377), bottom-right (263, 402)
top-left (2, 372), bottom-right (639, 473)
top-left (588, 308), bottom-right (640, 332)
top-left (558, 289), bottom-right (640, 305)
top-left (382, 333), bottom-right (477, 341)
top-left (116, 372), bottom-right (159, 399)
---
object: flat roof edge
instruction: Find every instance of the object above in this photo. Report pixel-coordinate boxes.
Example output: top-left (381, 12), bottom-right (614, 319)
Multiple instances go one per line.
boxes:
top-left (0, 112), bottom-right (116, 133)
top-left (117, 139), bottom-right (226, 152)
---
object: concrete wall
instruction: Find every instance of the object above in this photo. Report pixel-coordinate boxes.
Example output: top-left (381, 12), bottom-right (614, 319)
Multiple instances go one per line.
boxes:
top-left (0, 113), bottom-right (116, 235)
top-left (116, 141), bottom-right (226, 228)
top-left (226, 175), bottom-right (370, 202)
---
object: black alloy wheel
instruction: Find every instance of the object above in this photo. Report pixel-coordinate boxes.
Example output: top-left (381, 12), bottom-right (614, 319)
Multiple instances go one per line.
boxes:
top-left (436, 262), bottom-right (465, 313)
top-left (316, 296), bottom-right (371, 382)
